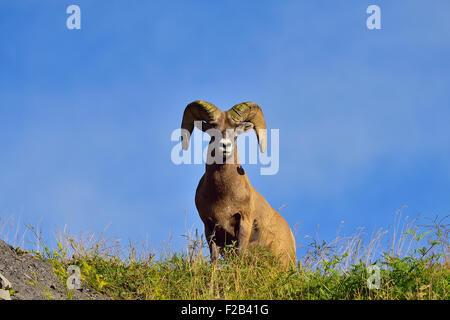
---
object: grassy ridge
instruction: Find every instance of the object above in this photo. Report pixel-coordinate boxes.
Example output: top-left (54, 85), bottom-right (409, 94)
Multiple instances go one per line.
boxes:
top-left (2, 212), bottom-right (449, 300)
top-left (53, 246), bottom-right (448, 300)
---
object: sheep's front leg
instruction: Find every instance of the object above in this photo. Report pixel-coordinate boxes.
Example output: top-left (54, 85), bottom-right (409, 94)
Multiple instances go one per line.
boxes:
top-left (209, 241), bottom-right (219, 263)
top-left (205, 224), bottom-right (219, 263)
top-left (234, 213), bottom-right (252, 253)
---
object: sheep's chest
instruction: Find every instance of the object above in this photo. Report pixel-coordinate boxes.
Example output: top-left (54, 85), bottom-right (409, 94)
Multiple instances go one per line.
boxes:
top-left (195, 170), bottom-right (253, 227)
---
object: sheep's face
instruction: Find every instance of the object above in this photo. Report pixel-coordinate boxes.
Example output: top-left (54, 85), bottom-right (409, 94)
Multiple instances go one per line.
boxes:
top-left (200, 114), bottom-right (254, 162)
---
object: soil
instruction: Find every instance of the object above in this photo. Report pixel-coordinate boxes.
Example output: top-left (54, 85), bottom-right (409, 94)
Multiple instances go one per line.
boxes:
top-left (0, 239), bottom-right (108, 300)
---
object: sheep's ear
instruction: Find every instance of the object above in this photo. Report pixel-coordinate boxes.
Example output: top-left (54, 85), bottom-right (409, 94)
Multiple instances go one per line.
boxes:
top-left (236, 122), bottom-right (254, 135)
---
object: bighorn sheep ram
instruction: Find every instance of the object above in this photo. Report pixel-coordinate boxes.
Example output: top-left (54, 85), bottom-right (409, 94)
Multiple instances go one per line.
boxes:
top-left (181, 100), bottom-right (296, 267)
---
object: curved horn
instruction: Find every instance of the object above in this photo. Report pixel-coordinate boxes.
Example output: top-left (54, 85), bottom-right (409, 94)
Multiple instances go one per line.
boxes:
top-left (227, 102), bottom-right (267, 153)
top-left (181, 100), bottom-right (221, 150)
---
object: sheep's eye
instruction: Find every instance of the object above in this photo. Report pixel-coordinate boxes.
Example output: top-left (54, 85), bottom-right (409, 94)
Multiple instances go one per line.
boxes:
top-left (201, 121), bottom-right (214, 132)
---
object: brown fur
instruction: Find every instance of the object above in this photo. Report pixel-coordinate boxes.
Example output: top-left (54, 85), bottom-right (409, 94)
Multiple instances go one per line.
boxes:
top-left (192, 111), bottom-right (296, 267)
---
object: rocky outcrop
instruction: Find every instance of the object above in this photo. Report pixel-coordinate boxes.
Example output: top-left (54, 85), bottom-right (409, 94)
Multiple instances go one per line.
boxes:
top-left (0, 272), bottom-right (12, 300)
top-left (0, 239), bottom-right (106, 300)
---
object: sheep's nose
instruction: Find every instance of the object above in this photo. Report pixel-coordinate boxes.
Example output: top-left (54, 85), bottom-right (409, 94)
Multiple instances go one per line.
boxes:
top-left (220, 141), bottom-right (232, 149)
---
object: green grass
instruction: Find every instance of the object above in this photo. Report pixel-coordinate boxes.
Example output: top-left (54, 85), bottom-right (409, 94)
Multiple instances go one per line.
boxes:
top-left (1, 211), bottom-right (449, 300)
top-left (50, 247), bottom-right (449, 300)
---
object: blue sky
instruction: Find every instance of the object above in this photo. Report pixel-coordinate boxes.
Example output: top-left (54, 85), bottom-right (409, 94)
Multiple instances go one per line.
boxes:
top-left (0, 1), bottom-right (449, 256)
